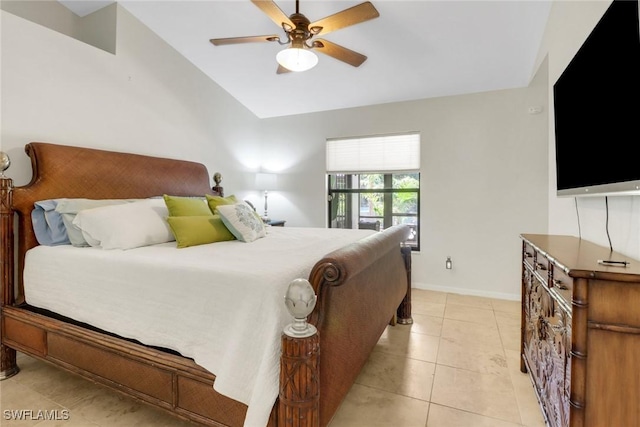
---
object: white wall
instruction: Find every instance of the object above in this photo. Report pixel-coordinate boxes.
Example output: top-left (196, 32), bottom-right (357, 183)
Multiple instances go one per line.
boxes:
top-left (540, 0), bottom-right (640, 260)
top-left (1, 0), bottom-right (80, 43)
top-left (260, 70), bottom-right (549, 299)
top-left (1, 5), bottom-right (261, 189)
top-left (0, 0), bottom-right (116, 54)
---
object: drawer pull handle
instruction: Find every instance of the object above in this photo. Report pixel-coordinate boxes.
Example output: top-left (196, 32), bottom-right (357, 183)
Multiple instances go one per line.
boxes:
top-left (536, 262), bottom-right (547, 270)
top-left (553, 279), bottom-right (568, 290)
top-left (524, 252), bottom-right (533, 258)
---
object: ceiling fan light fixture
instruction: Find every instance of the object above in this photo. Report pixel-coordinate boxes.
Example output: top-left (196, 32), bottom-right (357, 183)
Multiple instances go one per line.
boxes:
top-left (276, 47), bottom-right (318, 72)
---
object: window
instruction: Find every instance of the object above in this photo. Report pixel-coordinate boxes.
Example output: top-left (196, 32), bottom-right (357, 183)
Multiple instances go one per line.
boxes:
top-left (326, 133), bottom-right (420, 250)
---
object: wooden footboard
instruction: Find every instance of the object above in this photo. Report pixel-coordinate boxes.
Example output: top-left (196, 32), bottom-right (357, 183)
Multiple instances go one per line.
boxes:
top-left (0, 142), bottom-right (412, 427)
top-left (306, 225), bottom-right (411, 426)
top-left (2, 305), bottom-right (251, 426)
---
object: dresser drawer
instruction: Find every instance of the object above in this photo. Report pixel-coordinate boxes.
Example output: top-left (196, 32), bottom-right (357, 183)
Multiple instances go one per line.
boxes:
top-left (523, 242), bottom-right (535, 267)
top-left (550, 266), bottom-right (572, 308)
top-left (533, 252), bottom-right (550, 283)
top-left (521, 234), bottom-right (640, 427)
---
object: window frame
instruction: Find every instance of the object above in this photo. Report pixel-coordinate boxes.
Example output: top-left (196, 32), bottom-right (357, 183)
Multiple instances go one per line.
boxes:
top-left (327, 172), bottom-right (420, 251)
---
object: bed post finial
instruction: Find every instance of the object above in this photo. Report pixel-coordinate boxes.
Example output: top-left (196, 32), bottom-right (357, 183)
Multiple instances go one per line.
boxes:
top-left (0, 152), bottom-right (10, 178)
top-left (279, 279), bottom-right (320, 427)
top-left (0, 152), bottom-right (19, 380)
top-left (212, 172), bottom-right (224, 197)
top-left (284, 279), bottom-right (317, 338)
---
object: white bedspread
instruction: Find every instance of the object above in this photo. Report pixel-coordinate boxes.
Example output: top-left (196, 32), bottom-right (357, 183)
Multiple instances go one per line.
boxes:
top-left (24, 226), bottom-right (375, 427)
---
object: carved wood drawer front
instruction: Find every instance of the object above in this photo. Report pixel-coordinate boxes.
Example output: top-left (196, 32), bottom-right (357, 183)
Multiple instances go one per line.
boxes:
top-left (550, 266), bottom-right (572, 310)
top-left (531, 308), bottom-right (569, 427)
top-left (521, 234), bottom-right (640, 427)
top-left (533, 251), bottom-right (550, 284)
top-left (549, 306), bottom-right (571, 427)
top-left (521, 239), bottom-right (571, 427)
top-left (523, 262), bottom-right (559, 382)
top-left (523, 242), bottom-right (535, 268)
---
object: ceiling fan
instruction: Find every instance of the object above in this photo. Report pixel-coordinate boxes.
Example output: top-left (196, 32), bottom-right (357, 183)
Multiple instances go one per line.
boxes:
top-left (209, 0), bottom-right (380, 73)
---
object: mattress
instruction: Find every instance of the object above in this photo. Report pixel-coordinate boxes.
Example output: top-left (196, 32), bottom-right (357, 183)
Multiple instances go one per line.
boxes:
top-left (23, 226), bottom-right (375, 427)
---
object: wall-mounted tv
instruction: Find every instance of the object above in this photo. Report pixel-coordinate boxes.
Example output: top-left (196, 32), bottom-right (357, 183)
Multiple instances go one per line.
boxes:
top-left (553, 0), bottom-right (640, 197)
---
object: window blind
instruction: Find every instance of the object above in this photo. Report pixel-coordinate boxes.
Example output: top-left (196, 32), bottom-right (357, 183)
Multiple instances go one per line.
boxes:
top-left (326, 132), bottom-right (420, 173)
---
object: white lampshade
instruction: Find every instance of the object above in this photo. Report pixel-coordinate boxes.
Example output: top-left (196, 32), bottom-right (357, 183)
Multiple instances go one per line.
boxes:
top-left (256, 173), bottom-right (277, 190)
top-left (276, 47), bottom-right (318, 72)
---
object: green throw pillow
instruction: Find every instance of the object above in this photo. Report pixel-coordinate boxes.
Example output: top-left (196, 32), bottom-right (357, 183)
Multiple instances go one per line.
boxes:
top-left (166, 215), bottom-right (236, 248)
top-left (205, 194), bottom-right (238, 213)
top-left (163, 194), bottom-right (212, 217)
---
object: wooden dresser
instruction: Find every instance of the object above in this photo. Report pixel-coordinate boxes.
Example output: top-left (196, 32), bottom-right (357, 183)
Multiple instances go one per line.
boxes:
top-left (520, 234), bottom-right (640, 427)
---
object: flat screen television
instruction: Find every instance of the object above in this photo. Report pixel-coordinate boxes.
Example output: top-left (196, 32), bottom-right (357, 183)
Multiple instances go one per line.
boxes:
top-left (553, 0), bottom-right (640, 197)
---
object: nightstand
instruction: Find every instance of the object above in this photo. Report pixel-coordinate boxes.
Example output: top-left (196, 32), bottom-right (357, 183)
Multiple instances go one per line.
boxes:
top-left (266, 220), bottom-right (286, 227)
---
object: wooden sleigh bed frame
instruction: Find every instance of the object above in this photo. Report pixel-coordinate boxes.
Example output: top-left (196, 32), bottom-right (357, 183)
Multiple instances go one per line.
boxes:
top-left (0, 142), bottom-right (413, 427)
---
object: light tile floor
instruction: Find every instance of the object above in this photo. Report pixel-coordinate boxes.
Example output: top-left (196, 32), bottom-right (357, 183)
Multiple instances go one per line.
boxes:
top-left (0, 289), bottom-right (546, 427)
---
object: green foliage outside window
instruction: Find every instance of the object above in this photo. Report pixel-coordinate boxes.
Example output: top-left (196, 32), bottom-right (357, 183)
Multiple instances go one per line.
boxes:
top-left (328, 172), bottom-right (420, 249)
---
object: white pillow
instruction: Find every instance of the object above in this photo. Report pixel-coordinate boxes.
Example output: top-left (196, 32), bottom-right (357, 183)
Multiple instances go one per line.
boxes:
top-left (216, 203), bottom-right (266, 242)
top-left (72, 198), bottom-right (174, 249)
top-left (55, 198), bottom-right (135, 247)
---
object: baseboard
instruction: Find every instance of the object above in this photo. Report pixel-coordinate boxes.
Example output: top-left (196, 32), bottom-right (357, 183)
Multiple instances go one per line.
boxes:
top-left (411, 282), bottom-right (520, 302)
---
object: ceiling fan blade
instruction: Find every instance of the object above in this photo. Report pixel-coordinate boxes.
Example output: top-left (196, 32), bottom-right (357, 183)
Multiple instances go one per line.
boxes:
top-left (210, 35), bottom-right (280, 46)
top-left (251, 0), bottom-right (295, 30)
top-left (276, 64), bottom-right (292, 74)
top-left (309, 2), bottom-right (379, 36)
top-left (312, 39), bottom-right (367, 67)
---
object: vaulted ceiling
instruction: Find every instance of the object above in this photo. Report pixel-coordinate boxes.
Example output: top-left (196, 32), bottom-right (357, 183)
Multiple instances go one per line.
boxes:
top-left (59, 1), bottom-right (552, 118)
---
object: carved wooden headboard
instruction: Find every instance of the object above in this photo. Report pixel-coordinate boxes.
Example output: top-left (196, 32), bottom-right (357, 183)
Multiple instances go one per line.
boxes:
top-left (7, 142), bottom-right (218, 300)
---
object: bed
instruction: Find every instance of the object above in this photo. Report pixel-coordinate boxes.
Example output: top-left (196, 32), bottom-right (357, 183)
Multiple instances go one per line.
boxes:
top-left (0, 142), bottom-right (413, 427)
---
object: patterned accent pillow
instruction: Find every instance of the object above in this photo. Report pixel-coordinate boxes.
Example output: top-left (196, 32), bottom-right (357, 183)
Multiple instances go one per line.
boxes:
top-left (216, 203), bottom-right (267, 242)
